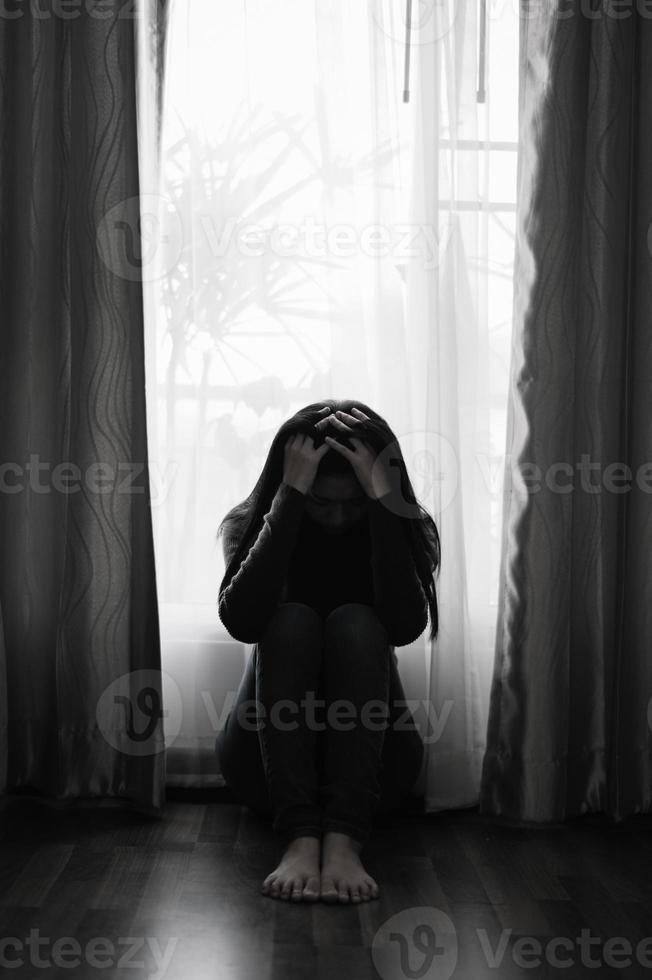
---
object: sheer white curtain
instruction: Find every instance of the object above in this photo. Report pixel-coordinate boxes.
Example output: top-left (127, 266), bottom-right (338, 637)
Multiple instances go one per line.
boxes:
top-left (140, 0), bottom-right (519, 807)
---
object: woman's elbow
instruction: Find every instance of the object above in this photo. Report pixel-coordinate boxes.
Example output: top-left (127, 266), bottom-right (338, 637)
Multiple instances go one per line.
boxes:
top-left (387, 611), bottom-right (429, 647)
top-left (217, 600), bottom-right (261, 644)
top-left (220, 620), bottom-right (261, 645)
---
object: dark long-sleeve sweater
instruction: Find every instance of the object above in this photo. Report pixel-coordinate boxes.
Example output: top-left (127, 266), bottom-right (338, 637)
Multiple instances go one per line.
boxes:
top-left (217, 481), bottom-right (429, 647)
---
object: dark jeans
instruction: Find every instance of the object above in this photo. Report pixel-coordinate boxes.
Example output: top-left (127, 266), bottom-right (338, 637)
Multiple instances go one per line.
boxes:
top-left (215, 602), bottom-right (425, 847)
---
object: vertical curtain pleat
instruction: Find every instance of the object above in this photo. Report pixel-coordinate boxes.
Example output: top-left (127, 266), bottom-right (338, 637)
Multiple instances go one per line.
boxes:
top-left (480, 3), bottom-right (652, 822)
top-left (0, 7), bottom-right (164, 812)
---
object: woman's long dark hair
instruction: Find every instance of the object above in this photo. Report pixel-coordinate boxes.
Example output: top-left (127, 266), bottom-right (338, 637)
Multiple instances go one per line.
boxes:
top-left (216, 399), bottom-right (441, 641)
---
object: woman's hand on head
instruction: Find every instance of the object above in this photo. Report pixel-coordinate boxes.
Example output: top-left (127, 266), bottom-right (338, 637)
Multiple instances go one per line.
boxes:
top-left (282, 412), bottom-right (333, 495)
top-left (323, 407), bottom-right (392, 500)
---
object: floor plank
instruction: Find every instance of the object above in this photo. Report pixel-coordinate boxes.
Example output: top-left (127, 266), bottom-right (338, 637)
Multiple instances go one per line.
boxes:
top-left (0, 792), bottom-right (650, 979)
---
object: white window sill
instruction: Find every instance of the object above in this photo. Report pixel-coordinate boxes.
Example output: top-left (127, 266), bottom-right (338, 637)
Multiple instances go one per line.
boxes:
top-left (158, 602), bottom-right (236, 644)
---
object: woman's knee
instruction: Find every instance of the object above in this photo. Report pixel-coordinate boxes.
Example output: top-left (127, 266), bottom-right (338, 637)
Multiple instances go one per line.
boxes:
top-left (262, 602), bottom-right (323, 643)
top-left (324, 602), bottom-right (388, 646)
top-left (257, 603), bottom-right (324, 673)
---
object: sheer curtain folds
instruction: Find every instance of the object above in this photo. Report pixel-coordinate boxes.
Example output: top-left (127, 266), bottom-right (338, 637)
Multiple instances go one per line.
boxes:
top-left (143, 0), bottom-right (518, 807)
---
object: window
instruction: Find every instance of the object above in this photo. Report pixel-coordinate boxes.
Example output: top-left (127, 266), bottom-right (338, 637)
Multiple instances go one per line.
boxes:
top-left (150, 0), bottom-right (518, 620)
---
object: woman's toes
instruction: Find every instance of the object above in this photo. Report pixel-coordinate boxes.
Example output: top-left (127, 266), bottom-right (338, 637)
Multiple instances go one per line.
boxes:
top-left (337, 883), bottom-right (350, 903)
top-left (261, 874), bottom-right (276, 895)
top-left (319, 875), bottom-right (340, 903)
top-left (263, 871), bottom-right (320, 902)
top-left (262, 841), bottom-right (321, 901)
top-left (303, 876), bottom-right (320, 901)
top-left (280, 879), bottom-right (294, 900)
top-left (350, 887), bottom-right (361, 903)
top-left (366, 878), bottom-right (379, 899)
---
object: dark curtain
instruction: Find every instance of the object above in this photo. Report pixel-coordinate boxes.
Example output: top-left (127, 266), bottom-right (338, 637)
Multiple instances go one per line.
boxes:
top-left (480, 2), bottom-right (652, 822)
top-left (0, 4), bottom-right (165, 811)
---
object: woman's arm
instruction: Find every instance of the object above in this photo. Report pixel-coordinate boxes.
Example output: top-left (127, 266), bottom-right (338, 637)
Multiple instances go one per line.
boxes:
top-left (217, 482), bottom-right (307, 643)
top-left (367, 486), bottom-right (430, 647)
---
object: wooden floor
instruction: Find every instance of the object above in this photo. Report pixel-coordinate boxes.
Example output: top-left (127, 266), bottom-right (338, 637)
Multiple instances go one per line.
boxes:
top-left (1, 789), bottom-right (651, 979)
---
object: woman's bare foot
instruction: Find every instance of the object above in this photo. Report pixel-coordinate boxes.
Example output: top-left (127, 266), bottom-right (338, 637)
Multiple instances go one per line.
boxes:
top-left (261, 835), bottom-right (321, 902)
top-left (319, 831), bottom-right (380, 903)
